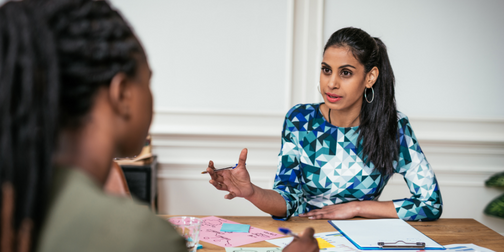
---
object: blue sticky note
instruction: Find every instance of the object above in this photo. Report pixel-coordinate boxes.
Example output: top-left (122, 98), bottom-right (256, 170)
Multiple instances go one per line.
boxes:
top-left (220, 223), bottom-right (251, 233)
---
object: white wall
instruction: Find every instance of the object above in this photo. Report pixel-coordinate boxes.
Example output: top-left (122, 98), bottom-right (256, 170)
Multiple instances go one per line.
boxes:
top-left (103, 0), bottom-right (504, 235)
top-left (112, 0), bottom-right (291, 114)
top-left (324, 0), bottom-right (504, 119)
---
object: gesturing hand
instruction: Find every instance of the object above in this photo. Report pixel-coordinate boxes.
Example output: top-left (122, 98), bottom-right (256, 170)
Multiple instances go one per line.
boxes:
top-left (299, 202), bottom-right (359, 220)
top-left (283, 227), bottom-right (319, 252)
top-left (206, 148), bottom-right (254, 200)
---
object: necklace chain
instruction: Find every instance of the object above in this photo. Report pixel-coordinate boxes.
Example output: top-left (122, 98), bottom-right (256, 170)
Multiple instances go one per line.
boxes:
top-left (327, 108), bottom-right (359, 127)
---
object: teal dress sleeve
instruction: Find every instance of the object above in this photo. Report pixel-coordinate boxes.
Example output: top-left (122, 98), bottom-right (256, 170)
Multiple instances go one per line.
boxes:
top-left (271, 105), bottom-right (305, 221)
top-left (393, 113), bottom-right (443, 220)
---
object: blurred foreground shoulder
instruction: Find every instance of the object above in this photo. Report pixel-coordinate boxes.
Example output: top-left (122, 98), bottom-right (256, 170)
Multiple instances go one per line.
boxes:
top-left (37, 167), bottom-right (186, 252)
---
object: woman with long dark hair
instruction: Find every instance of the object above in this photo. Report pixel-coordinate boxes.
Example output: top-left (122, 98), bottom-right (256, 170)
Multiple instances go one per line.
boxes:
top-left (206, 27), bottom-right (442, 221)
top-left (0, 0), bottom-right (318, 251)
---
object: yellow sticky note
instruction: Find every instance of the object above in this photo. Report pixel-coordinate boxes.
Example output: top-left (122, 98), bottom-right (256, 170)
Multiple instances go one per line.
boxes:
top-left (316, 237), bottom-right (335, 249)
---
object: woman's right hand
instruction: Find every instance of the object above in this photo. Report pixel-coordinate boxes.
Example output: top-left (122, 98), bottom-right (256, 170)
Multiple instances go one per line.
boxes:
top-left (283, 227), bottom-right (319, 252)
top-left (206, 148), bottom-right (254, 200)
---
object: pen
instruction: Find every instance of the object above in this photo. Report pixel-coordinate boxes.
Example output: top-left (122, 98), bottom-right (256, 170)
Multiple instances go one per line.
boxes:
top-left (201, 163), bottom-right (238, 174)
top-left (278, 227), bottom-right (299, 238)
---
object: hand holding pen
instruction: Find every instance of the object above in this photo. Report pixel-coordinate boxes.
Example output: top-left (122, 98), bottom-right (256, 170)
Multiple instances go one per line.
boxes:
top-left (204, 148), bottom-right (255, 200)
top-left (278, 227), bottom-right (299, 238)
top-left (280, 227), bottom-right (319, 252)
top-left (201, 164), bottom-right (238, 174)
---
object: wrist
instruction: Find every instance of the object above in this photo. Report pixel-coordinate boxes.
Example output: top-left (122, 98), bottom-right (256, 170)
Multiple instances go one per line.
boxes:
top-left (244, 183), bottom-right (258, 201)
top-left (352, 200), bottom-right (362, 217)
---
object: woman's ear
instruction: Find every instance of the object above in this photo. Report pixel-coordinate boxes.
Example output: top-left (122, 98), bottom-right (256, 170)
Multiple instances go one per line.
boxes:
top-left (366, 66), bottom-right (379, 88)
top-left (108, 72), bottom-right (132, 119)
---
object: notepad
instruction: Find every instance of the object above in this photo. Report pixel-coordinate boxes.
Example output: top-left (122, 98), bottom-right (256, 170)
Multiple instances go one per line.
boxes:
top-left (198, 216), bottom-right (283, 247)
top-left (220, 223), bottom-right (250, 233)
top-left (329, 219), bottom-right (445, 250)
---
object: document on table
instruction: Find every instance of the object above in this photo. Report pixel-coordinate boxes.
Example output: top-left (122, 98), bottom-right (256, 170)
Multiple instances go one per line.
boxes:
top-left (329, 219), bottom-right (445, 250)
top-left (225, 248), bottom-right (282, 252)
top-left (444, 244), bottom-right (495, 252)
top-left (267, 231), bottom-right (417, 252)
top-left (268, 231), bottom-right (355, 250)
top-left (198, 216), bottom-right (283, 247)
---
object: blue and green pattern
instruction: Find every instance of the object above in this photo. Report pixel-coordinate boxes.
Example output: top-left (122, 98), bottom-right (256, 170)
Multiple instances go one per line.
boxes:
top-left (272, 104), bottom-right (442, 221)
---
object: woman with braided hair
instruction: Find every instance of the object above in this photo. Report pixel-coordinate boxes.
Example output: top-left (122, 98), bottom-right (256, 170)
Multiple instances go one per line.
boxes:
top-left (0, 0), bottom-right (318, 251)
top-left (0, 0), bottom-right (186, 251)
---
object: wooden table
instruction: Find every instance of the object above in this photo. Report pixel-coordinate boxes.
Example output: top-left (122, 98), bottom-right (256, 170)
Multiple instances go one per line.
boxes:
top-left (161, 216), bottom-right (504, 251)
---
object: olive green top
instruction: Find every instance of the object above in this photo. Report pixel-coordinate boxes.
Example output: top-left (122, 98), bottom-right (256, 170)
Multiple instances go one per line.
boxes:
top-left (37, 167), bottom-right (187, 252)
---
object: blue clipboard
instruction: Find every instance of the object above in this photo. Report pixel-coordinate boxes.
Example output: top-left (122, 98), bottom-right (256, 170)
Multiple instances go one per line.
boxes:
top-left (328, 219), bottom-right (446, 250)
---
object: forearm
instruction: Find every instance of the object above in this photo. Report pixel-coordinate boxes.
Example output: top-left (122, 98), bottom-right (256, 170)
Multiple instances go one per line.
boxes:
top-left (352, 200), bottom-right (397, 218)
top-left (245, 184), bottom-right (287, 217)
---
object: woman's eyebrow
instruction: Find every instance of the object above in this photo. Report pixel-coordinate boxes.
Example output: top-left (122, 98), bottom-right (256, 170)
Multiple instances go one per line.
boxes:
top-left (338, 64), bottom-right (356, 69)
top-left (321, 62), bottom-right (331, 68)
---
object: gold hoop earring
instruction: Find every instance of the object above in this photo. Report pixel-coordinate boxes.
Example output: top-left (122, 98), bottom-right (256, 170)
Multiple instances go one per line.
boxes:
top-left (364, 87), bottom-right (374, 103)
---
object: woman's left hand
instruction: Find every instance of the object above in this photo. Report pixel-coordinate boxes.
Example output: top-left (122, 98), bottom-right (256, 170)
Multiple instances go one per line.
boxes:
top-left (299, 202), bottom-right (359, 220)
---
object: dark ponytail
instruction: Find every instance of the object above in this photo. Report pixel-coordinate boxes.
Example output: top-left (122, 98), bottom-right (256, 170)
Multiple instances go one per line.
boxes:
top-left (0, 0), bottom-right (141, 250)
top-left (324, 27), bottom-right (398, 176)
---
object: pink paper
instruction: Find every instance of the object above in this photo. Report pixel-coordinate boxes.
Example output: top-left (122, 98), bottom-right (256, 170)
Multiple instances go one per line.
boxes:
top-left (198, 216), bottom-right (284, 247)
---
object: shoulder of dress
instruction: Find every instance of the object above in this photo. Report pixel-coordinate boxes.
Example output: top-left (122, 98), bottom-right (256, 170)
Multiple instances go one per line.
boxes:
top-left (396, 111), bottom-right (411, 127)
top-left (396, 111), bottom-right (408, 121)
top-left (285, 103), bottom-right (321, 119)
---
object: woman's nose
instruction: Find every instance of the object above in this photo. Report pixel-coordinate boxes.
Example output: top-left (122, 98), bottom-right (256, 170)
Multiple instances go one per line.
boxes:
top-left (327, 77), bottom-right (339, 89)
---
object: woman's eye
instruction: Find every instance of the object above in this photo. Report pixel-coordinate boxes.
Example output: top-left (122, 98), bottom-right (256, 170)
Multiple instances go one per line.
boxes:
top-left (341, 70), bottom-right (352, 76)
top-left (321, 67), bottom-right (331, 74)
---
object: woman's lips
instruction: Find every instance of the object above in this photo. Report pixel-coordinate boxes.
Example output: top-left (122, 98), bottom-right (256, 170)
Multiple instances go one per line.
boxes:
top-left (326, 93), bottom-right (342, 103)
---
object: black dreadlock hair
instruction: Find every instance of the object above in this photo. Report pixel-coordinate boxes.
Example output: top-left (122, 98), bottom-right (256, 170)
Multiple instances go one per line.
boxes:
top-left (0, 0), bottom-right (142, 250)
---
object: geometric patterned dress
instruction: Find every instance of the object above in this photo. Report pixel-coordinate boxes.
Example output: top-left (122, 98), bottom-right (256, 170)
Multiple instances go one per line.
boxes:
top-left (272, 103), bottom-right (443, 221)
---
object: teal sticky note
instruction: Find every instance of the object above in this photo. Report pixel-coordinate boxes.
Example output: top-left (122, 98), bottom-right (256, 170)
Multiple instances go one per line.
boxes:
top-left (220, 223), bottom-right (251, 233)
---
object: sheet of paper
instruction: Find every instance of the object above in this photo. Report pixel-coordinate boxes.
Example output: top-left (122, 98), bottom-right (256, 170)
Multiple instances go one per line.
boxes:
top-left (329, 219), bottom-right (444, 249)
top-left (267, 231), bottom-right (425, 252)
top-left (266, 231), bottom-right (360, 251)
top-left (444, 244), bottom-right (495, 252)
top-left (221, 223), bottom-right (251, 233)
top-left (225, 248), bottom-right (282, 252)
top-left (266, 236), bottom-right (293, 248)
top-left (198, 216), bottom-right (284, 247)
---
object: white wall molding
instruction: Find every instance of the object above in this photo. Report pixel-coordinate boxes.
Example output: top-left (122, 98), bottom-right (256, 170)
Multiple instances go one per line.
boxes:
top-left (433, 165), bottom-right (504, 174)
top-left (154, 107), bottom-right (286, 116)
top-left (408, 117), bottom-right (504, 144)
top-left (283, 0), bottom-right (295, 110)
top-left (150, 109), bottom-right (285, 137)
top-left (291, 0), bottom-right (325, 105)
top-left (157, 172), bottom-right (273, 183)
top-left (151, 109), bottom-right (504, 144)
